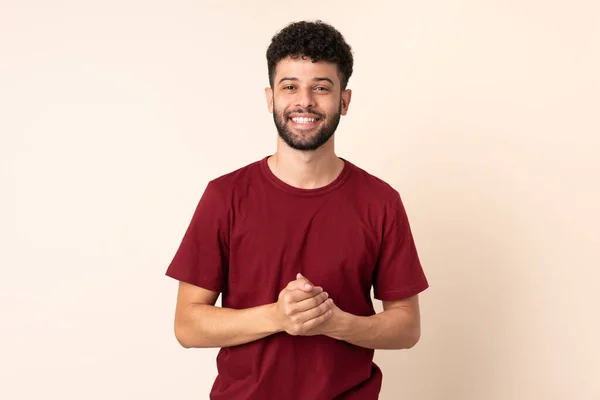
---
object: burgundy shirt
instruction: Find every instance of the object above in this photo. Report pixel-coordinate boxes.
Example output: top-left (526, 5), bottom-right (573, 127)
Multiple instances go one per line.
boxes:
top-left (166, 156), bottom-right (429, 399)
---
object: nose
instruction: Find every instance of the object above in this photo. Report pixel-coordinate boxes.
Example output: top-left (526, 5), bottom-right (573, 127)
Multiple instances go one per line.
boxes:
top-left (295, 87), bottom-right (316, 109)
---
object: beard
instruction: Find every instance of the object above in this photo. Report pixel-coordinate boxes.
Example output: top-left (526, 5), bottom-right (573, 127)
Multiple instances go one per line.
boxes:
top-left (273, 102), bottom-right (342, 151)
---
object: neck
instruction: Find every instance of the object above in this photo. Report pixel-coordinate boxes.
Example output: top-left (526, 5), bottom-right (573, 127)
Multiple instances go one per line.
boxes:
top-left (267, 137), bottom-right (344, 189)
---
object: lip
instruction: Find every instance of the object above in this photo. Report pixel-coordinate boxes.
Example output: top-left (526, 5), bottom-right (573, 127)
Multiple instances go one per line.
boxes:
top-left (288, 115), bottom-right (321, 129)
top-left (288, 113), bottom-right (321, 119)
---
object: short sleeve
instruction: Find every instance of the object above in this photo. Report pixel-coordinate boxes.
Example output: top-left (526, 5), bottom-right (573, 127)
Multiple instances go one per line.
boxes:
top-left (165, 181), bottom-right (229, 293)
top-left (373, 194), bottom-right (429, 301)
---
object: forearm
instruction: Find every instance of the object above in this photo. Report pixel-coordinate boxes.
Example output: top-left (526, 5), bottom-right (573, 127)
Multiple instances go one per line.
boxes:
top-left (332, 307), bottom-right (421, 350)
top-left (175, 303), bottom-right (281, 348)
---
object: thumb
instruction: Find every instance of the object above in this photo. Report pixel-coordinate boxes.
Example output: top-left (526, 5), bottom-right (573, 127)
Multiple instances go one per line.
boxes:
top-left (296, 273), bottom-right (314, 291)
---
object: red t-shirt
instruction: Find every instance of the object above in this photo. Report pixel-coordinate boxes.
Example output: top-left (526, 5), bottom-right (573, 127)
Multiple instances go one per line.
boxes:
top-left (166, 156), bottom-right (429, 399)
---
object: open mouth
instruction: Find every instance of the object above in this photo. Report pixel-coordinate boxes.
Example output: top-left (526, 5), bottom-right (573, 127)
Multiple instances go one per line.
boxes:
top-left (288, 114), bottom-right (322, 128)
top-left (291, 117), bottom-right (318, 124)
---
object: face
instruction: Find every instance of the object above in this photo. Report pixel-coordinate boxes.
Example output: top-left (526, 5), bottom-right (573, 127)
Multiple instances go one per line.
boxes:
top-left (266, 57), bottom-right (351, 151)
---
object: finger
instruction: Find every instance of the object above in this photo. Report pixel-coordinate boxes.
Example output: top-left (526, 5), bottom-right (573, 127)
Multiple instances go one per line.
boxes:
top-left (287, 277), bottom-right (315, 292)
top-left (284, 286), bottom-right (323, 304)
top-left (301, 306), bottom-right (333, 331)
top-left (294, 297), bottom-right (333, 324)
top-left (292, 290), bottom-right (329, 313)
top-left (296, 273), bottom-right (314, 286)
top-left (297, 273), bottom-right (317, 291)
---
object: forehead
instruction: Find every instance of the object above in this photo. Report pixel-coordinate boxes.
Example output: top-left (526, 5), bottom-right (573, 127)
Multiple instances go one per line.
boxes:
top-left (274, 56), bottom-right (340, 84)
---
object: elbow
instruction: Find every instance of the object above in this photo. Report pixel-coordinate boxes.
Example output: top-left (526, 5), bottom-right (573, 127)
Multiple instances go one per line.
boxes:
top-left (176, 337), bottom-right (193, 349)
top-left (405, 333), bottom-right (420, 349)
top-left (173, 305), bottom-right (216, 349)
top-left (174, 323), bottom-right (194, 348)
top-left (174, 318), bottom-right (215, 349)
top-left (399, 325), bottom-right (421, 350)
top-left (174, 319), bottom-right (212, 349)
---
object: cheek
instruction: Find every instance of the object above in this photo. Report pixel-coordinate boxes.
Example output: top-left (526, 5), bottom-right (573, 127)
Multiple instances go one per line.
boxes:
top-left (273, 100), bottom-right (289, 115)
top-left (272, 105), bottom-right (287, 121)
top-left (324, 101), bottom-right (342, 115)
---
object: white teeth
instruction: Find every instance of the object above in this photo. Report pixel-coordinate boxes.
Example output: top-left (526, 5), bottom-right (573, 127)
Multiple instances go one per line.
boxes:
top-left (292, 117), bottom-right (316, 124)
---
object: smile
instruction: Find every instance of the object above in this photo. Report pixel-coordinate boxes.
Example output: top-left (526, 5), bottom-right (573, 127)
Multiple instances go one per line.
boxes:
top-left (291, 117), bottom-right (318, 124)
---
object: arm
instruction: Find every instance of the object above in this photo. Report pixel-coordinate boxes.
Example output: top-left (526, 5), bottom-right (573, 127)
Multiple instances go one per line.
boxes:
top-left (328, 192), bottom-right (426, 350)
top-left (306, 295), bottom-right (422, 350)
top-left (337, 296), bottom-right (421, 349)
top-left (173, 276), bottom-right (333, 349)
top-left (173, 281), bottom-right (280, 348)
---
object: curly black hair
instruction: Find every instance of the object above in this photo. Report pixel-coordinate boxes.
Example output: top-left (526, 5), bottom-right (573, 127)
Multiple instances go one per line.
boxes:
top-left (266, 20), bottom-right (354, 90)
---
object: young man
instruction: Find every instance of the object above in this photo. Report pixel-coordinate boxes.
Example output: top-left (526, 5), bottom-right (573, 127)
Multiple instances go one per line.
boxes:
top-left (166, 20), bottom-right (429, 399)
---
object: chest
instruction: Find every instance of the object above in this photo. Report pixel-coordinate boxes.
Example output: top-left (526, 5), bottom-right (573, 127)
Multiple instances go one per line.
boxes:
top-left (225, 196), bottom-right (382, 313)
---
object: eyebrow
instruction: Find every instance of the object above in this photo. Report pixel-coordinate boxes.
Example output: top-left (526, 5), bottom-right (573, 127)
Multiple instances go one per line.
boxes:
top-left (278, 77), bottom-right (335, 86)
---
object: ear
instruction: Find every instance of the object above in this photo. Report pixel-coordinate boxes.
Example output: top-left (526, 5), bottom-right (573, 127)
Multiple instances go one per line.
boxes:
top-left (340, 89), bottom-right (352, 116)
top-left (265, 87), bottom-right (274, 113)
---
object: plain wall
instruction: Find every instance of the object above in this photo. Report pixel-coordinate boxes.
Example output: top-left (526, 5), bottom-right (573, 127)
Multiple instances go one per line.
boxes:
top-left (1, 1), bottom-right (599, 399)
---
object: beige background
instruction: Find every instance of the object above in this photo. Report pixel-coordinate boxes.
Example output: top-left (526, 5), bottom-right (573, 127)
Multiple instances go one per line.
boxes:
top-left (1, 1), bottom-right (599, 399)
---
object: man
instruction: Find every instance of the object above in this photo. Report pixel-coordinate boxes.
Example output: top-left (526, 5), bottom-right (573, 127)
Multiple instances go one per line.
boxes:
top-left (166, 20), bottom-right (429, 399)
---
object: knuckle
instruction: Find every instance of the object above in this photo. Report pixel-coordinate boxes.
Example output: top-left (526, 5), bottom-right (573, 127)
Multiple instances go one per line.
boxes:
top-left (289, 324), bottom-right (303, 336)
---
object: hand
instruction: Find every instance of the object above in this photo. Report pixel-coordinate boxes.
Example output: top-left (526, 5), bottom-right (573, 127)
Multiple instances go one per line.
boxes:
top-left (273, 273), bottom-right (334, 336)
top-left (289, 274), bottom-right (346, 338)
top-left (301, 296), bottom-right (344, 338)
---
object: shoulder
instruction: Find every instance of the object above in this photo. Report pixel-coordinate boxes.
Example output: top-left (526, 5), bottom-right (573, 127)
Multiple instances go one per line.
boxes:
top-left (345, 159), bottom-right (402, 205)
top-left (204, 157), bottom-right (265, 197)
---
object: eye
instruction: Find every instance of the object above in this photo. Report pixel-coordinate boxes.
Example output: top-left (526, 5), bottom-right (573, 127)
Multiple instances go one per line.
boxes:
top-left (315, 86), bottom-right (330, 91)
top-left (283, 85), bottom-right (295, 90)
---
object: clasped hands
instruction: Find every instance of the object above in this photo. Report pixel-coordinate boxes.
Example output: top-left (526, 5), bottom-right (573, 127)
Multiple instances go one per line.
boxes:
top-left (273, 273), bottom-right (345, 338)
